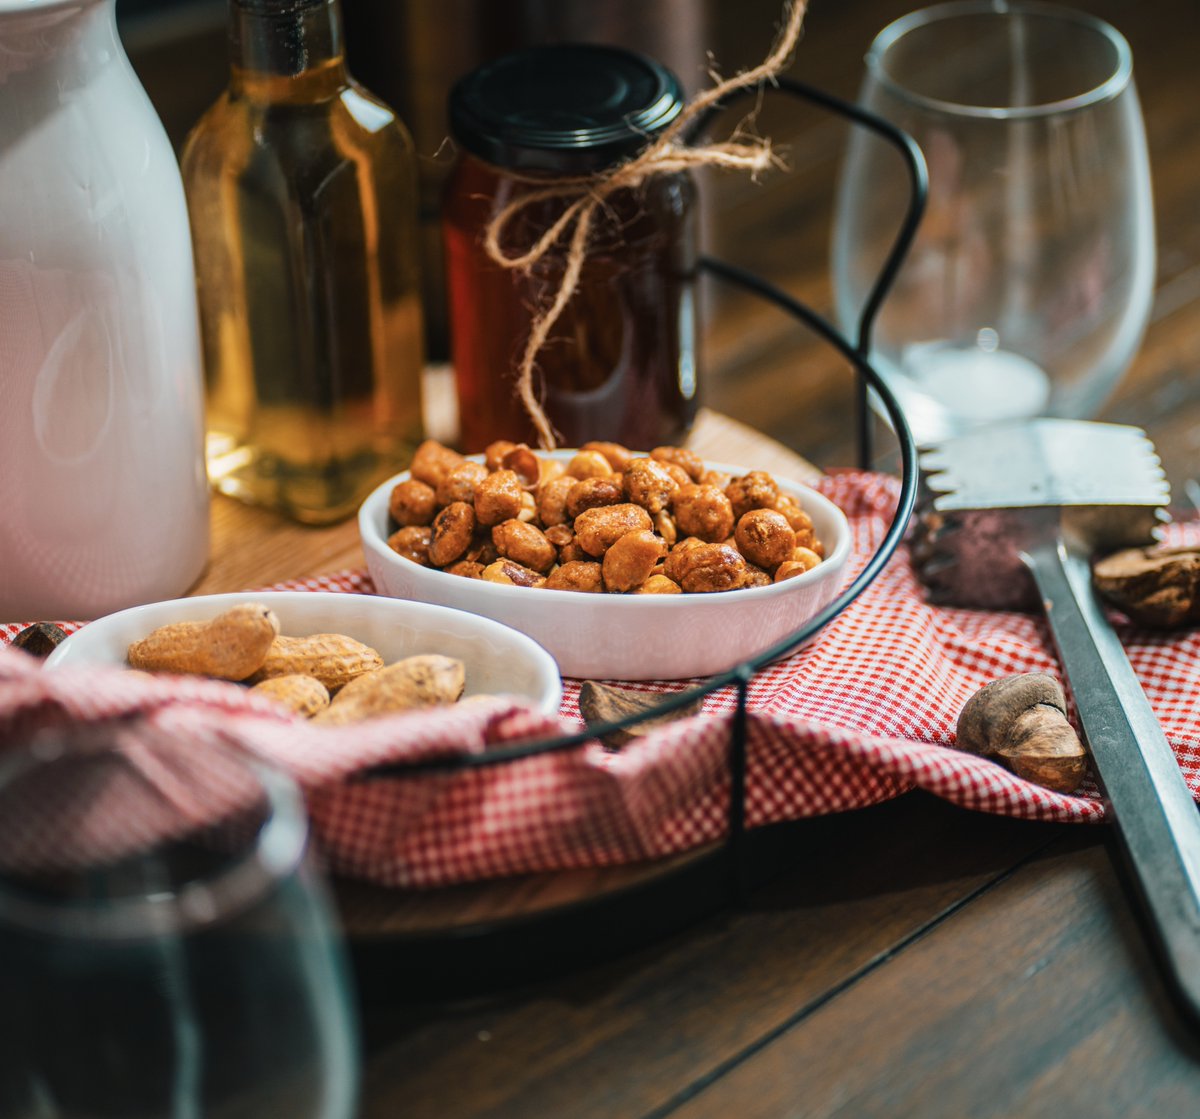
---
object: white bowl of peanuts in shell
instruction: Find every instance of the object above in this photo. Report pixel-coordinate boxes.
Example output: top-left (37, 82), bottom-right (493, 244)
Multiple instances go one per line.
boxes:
top-left (359, 439), bottom-right (852, 681)
top-left (44, 591), bottom-right (563, 721)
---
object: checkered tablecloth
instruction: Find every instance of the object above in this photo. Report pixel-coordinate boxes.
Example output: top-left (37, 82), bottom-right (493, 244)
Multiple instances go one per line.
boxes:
top-left (5, 470), bottom-right (1200, 888)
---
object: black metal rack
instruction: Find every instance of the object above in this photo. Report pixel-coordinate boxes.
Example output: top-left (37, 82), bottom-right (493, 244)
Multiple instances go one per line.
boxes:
top-left (349, 80), bottom-right (929, 999)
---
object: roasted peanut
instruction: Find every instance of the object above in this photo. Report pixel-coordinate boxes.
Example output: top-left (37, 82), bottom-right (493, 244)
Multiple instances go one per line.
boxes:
top-left (250, 632), bottom-right (384, 691)
top-left (474, 469), bottom-right (524, 526)
top-left (774, 495), bottom-right (821, 554)
top-left (573, 503), bottom-right (653, 556)
top-left (463, 532), bottom-right (500, 565)
top-left (566, 449), bottom-right (613, 479)
top-left (484, 439), bottom-right (518, 472)
top-left (538, 458), bottom-right (566, 486)
top-left (545, 560), bottom-right (605, 592)
top-left (634, 574), bottom-right (682, 595)
top-left (566, 476), bottom-right (625, 519)
top-left (388, 479), bottom-right (437, 527)
top-left (537, 475), bottom-right (578, 526)
top-left (436, 461), bottom-right (489, 506)
top-left (663, 538), bottom-right (700, 583)
top-left (558, 538), bottom-right (589, 564)
top-left (251, 674), bottom-right (331, 718)
top-left (654, 509), bottom-right (678, 547)
top-left (742, 565), bottom-right (772, 588)
top-left (127, 603), bottom-right (280, 681)
top-left (410, 439), bottom-right (465, 489)
top-left (660, 461), bottom-right (692, 489)
top-left (388, 441), bottom-right (831, 599)
top-left (316, 654), bottom-right (465, 725)
top-left (481, 558), bottom-right (547, 587)
top-left (445, 560), bottom-right (486, 579)
top-left (772, 493), bottom-right (811, 532)
top-left (602, 529), bottom-right (666, 592)
top-left (492, 519), bottom-right (557, 573)
top-left (651, 445), bottom-right (705, 482)
top-left (699, 469), bottom-right (733, 490)
top-left (543, 523), bottom-right (574, 548)
top-left (624, 457), bottom-right (679, 514)
top-left (673, 483), bottom-right (735, 543)
top-left (428, 501), bottom-right (477, 566)
top-left (790, 546), bottom-right (823, 571)
top-left (388, 526), bottom-right (432, 566)
top-left (501, 443), bottom-right (542, 487)
top-left (735, 509), bottom-right (796, 570)
top-left (726, 471), bottom-right (780, 521)
top-left (581, 441), bottom-right (635, 472)
top-left (667, 542), bottom-right (747, 593)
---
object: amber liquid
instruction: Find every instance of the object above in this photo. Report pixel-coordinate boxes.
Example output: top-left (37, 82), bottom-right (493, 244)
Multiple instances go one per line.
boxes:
top-left (442, 155), bottom-right (699, 453)
top-left (182, 54), bottom-right (425, 525)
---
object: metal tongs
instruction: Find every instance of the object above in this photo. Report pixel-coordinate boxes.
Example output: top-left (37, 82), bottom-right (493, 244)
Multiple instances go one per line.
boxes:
top-left (915, 418), bottom-right (1200, 1020)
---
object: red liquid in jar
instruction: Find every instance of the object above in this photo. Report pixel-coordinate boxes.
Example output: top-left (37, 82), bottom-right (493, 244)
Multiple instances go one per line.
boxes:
top-left (442, 154), bottom-right (700, 452)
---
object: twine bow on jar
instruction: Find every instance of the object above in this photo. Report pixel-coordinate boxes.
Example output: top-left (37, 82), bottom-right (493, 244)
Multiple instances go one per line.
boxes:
top-left (481, 0), bottom-right (809, 450)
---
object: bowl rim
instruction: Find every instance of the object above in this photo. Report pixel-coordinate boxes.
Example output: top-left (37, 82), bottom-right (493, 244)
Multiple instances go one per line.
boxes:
top-left (43, 590), bottom-right (564, 714)
top-left (359, 453), bottom-right (852, 605)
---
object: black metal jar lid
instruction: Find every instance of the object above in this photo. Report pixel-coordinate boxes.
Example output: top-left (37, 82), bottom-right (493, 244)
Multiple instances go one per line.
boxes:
top-left (448, 43), bottom-right (685, 174)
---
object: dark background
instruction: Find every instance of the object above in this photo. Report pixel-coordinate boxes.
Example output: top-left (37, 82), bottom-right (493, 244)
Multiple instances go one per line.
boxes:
top-left (118, 0), bottom-right (1200, 476)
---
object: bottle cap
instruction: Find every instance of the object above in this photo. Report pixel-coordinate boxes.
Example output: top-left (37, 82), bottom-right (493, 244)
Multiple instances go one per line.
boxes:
top-left (449, 44), bottom-right (685, 174)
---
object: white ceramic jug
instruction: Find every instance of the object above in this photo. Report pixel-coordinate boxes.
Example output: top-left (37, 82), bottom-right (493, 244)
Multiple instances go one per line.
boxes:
top-left (0, 0), bottom-right (209, 621)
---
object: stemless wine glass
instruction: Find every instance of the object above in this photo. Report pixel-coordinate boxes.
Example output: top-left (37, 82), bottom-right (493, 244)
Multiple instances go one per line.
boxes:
top-left (0, 727), bottom-right (359, 1119)
top-left (832, 0), bottom-right (1155, 445)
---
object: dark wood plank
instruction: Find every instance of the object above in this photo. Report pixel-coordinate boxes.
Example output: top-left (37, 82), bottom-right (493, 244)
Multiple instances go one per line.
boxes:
top-left (356, 795), bottom-right (1070, 1119)
top-left (670, 835), bottom-right (1200, 1119)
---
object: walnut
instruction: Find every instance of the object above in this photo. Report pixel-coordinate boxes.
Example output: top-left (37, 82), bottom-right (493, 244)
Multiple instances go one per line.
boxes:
top-left (955, 673), bottom-right (1088, 793)
top-left (1093, 545), bottom-right (1200, 628)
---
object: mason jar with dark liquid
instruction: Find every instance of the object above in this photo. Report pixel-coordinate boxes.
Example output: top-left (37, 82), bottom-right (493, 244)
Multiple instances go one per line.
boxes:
top-left (442, 44), bottom-right (700, 453)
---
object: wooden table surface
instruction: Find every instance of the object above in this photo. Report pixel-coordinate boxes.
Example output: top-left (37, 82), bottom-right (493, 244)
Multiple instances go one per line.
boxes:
top-left (167, 0), bottom-right (1200, 1114)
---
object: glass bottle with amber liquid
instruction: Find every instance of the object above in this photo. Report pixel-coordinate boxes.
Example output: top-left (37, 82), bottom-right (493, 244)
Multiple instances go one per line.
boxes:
top-left (182, 0), bottom-right (425, 524)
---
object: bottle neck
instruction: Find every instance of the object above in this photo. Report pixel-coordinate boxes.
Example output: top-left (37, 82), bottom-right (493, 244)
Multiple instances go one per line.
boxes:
top-left (228, 0), bottom-right (347, 98)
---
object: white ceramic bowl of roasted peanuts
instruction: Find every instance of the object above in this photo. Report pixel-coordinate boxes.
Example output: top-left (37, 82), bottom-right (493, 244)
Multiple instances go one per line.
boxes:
top-left (359, 441), bottom-right (852, 681)
top-left (44, 591), bottom-right (563, 717)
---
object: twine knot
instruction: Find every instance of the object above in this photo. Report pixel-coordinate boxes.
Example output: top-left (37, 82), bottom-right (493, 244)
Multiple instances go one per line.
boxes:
top-left (482, 1), bottom-right (808, 450)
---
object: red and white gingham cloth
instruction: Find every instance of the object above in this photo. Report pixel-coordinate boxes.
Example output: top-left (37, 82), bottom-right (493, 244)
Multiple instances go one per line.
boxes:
top-left (5, 470), bottom-right (1200, 888)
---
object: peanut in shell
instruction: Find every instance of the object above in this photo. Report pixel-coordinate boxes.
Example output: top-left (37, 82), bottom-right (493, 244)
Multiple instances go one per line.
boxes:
top-left (251, 674), bottom-right (331, 718)
top-left (127, 603), bottom-right (280, 681)
top-left (315, 654), bottom-right (465, 725)
top-left (249, 633), bottom-right (384, 691)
